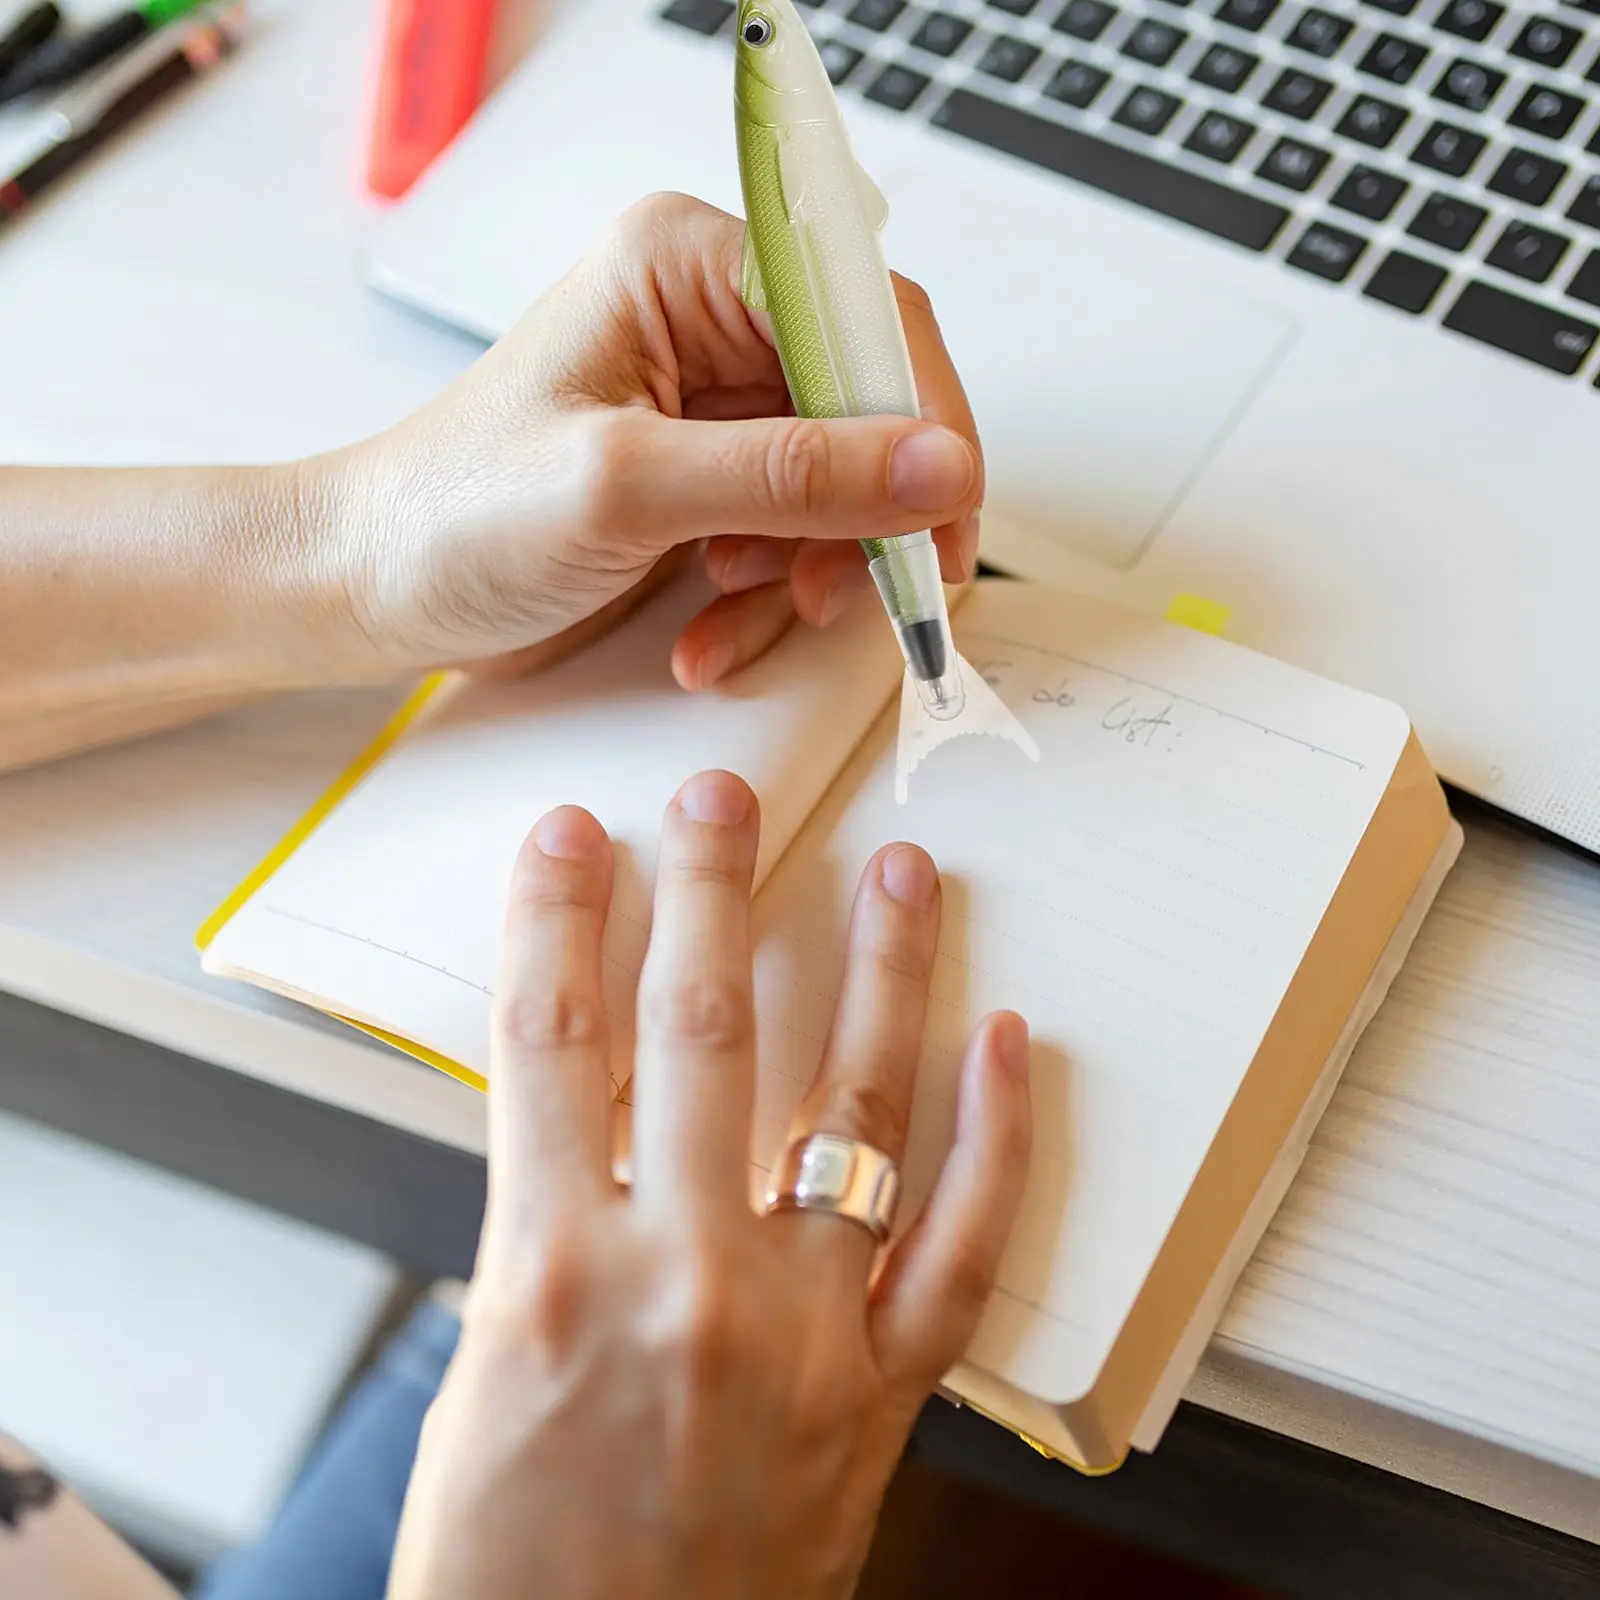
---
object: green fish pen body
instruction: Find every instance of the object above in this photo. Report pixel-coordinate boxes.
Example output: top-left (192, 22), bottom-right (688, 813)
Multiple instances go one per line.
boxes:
top-left (737, 114), bottom-right (891, 563)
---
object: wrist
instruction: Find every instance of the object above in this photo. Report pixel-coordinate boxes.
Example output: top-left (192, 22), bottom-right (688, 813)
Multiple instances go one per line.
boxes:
top-left (266, 445), bottom-right (415, 688)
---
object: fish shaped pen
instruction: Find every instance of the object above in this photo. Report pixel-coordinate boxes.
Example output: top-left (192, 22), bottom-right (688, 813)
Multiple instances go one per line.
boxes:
top-left (733, 0), bottom-right (966, 722)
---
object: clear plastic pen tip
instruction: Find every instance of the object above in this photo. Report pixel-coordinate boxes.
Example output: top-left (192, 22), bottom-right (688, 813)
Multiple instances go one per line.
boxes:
top-left (914, 662), bottom-right (966, 720)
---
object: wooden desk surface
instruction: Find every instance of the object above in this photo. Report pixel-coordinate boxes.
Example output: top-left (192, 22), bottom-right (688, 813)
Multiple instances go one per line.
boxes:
top-left (0, 0), bottom-right (1595, 1552)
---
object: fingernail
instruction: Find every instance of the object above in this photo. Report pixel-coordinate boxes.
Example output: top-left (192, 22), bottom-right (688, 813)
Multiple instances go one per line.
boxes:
top-left (678, 770), bottom-right (751, 826)
top-left (819, 563), bottom-right (871, 627)
top-left (535, 806), bottom-right (604, 861)
top-left (719, 543), bottom-right (792, 594)
top-left (694, 642), bottom-right (737, 688)
top-left (881, 844), bottom-right (938, 908)
top-left (890, 427), bottom-right (976, 514)
top-left (994, 1013), bottom-right (1030, 1081)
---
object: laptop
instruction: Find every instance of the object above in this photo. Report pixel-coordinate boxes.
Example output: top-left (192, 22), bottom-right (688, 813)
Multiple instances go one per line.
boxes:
top-left (366, 0), bottom-right (1600, 854)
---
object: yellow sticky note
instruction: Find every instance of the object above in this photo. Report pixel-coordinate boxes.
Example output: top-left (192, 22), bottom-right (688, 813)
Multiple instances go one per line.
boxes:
top-left (1165, 592), bottom-right (1232, 636)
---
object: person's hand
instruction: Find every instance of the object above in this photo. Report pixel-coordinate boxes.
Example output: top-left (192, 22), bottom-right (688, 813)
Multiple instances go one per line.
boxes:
top-left (388, 771), bottom-right (1031, 1600)
top-left (325, 192), bottom-right (984, 692)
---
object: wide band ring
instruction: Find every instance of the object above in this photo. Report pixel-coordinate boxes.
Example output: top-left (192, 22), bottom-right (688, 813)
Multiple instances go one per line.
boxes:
top-left (764, 1133), bottom-right (901, 1244)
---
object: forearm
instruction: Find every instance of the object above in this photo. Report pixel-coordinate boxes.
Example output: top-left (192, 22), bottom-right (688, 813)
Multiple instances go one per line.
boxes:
top-left (0, 459), bottom-right (378, 771)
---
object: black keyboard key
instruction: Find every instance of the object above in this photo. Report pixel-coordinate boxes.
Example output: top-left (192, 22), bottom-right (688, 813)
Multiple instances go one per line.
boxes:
top-left (1257, 135), bottom-right (1330, 189)
top-left (988, 0), bottom-right (1039, 12)
top-left (1114, 84), bottom-right (1182, 132)
top-left (912, 11), bottom-right (975, 54)
top-left (1567, 248), bottom-right (1600, 307)
top-left (1487, 147), bottom-right (1567, 207)
top-left (661, 0), bottom-right (735, 32)
top-left (866, 63), bottom-right (932, 107)
top-left (1215, 0), bottom-right (1278, 30)
top-left (817, 38), bottom-right (866, 81)
top-left (1044, 58), bottom-right (1111, 104)
top-left (1364, 0), bottom-right (1419, 12)
top-left (1509, 85), bottom-right (1585, 139)
top-left (1511, 17), bottom-right (1581, 69)
top-left (1338, 94), bottom-right (1409, 147)
top-left (1360, 33), bottom-right (1430, 82)
top-left (1263, 67), bottom-right (1333, 118)
top-left (979, 34), bottom-right (1044, 76)
top-left (1432, 57), bottom-right (1504, 112)
top-left (1412, 120), bottom-right (1486, 176)
top-left (1433, 0), bottom-right (1502, 41)
top-left (1192, 42), bottom-right (1259, 89)
top-left (1365, 250), bottom-right (1449, 311)
top-left (1122, 18), bottom-right (1187, 62)
top-left (1408, 191), bottom-right (1488, 249)
top-left (1054, 0), bottom-right (1116, 38)
top-left (1286, 8), bottom-right (1354, 57)
top-left (1185, 109), bottom-right (1257, 161)
top-left (1332, 164), bottom-right (1409, 219)
top-left (849, 0), bottom-right (907, 26)
top-left (1589, 45), bottom-right (1600, 84)
top-left (1443, 280), bottom-right (1597, 372)
top-left (1487, 220), bottom-right (1571, 282)
top-left (932, 88), bottom-right (1291, 247)
top-left (1568, 174), bottom-right (1600, 229)
top-left (1288, 221), bottom-right (1369, 280)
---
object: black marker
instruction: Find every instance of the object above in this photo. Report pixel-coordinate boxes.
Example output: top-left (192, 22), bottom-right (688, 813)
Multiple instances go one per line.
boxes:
top-left (0, 1), bottom-right (249, 231)
top-left (0, 3), bottom-right (61, 80)
top-left (0, 0), bottom-right (204, 105)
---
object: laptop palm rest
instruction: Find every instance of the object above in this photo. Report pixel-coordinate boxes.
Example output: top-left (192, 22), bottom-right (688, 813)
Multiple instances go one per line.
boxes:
top-left (878, 167), bottom-right (1299, 572)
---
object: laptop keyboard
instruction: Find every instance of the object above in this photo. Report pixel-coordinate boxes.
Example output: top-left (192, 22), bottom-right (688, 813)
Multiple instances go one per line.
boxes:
top-left (660, 0), bottom-right (1600, 386)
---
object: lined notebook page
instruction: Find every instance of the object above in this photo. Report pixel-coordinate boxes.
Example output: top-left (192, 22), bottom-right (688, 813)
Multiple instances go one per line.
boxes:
top-left (204, 577), bottom-right (901, 1084)
top-left (749, 581), bottom-right (1413, 1405)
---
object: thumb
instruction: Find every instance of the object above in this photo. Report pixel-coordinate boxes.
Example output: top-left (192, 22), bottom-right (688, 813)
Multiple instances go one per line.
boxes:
top-left (598, 410), bottom-right (980, 548)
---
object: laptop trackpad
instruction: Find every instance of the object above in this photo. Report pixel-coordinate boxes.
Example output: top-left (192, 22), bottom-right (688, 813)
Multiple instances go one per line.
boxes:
top-left (879, 169), bottom-right (1298, 571)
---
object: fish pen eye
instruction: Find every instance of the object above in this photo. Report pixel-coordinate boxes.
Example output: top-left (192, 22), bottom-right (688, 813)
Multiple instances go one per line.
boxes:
top-left (741, 15), bottom-right (773, 45)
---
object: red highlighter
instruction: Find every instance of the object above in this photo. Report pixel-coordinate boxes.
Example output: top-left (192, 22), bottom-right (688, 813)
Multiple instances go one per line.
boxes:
top-left (364, 0), bottom-right (497, 201)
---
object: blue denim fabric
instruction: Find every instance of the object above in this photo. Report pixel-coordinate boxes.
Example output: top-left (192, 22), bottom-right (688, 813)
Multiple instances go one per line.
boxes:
top-left (192, 1298), bottom-right (460, 1600)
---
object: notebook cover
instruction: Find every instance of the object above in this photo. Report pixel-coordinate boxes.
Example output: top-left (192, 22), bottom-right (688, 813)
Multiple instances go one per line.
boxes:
top-left (193, 673), bottom-right (487, 1090)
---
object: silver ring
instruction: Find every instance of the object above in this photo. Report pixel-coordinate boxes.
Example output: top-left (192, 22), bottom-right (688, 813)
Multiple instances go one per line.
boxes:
top-left (764, 1133), bottom-right (901, 1244)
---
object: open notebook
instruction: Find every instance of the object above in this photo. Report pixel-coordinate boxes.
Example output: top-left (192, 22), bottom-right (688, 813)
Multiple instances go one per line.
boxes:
top-left (200, 575), bottom-right (1459, 1472)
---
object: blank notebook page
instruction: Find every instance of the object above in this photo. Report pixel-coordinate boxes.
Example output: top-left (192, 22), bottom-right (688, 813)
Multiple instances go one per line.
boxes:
top-left (203, 577), bottom-right (900, 1085)
top-left (749, 581), bottom-right (1412, 1406)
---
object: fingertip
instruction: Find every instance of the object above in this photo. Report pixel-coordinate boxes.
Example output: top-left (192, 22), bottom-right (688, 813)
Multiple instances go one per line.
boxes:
top-left (817, 562), bottom-right (874, 627)
top-left (878, 842), bottom-right (939, 909)
top-left (530, 805), bottom-right (609, 863)
top-left (694, 641), bottom-right (737, 689)
top-left (988, 1011), bottom-right (1031, 1085)
top-left (675, 769), bottom-right (755, 827)
top-left (790, 542), bottom-right (866, 627)
top-left (959, 1013), bottom-right (1032, 1154)
top-left (706, 537), bottom-right (795, 596)
top-left (671, 624), bottom-right (736, 690)
top-left (889, 426), bottom-right (980, 516)
top-left (670, 636), bottom-right (700, 693)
